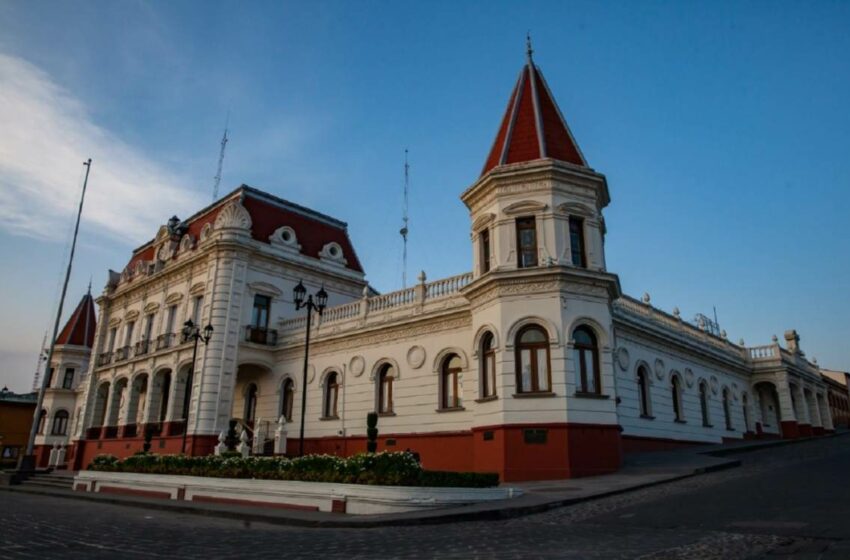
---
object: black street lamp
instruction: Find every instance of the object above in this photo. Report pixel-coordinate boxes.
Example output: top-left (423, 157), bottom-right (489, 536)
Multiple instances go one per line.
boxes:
top-left (180, 318), bottom-right (214, 454)
top-left (293, 280), bottom-right (328, 456)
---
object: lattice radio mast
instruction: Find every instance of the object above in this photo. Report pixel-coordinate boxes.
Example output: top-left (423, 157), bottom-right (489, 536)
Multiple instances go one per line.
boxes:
top-left (31, 332), bottom-right (48, 392)
top-left (400, 149), bottom-right (410, 289)
top-left (212, 113), bottom-right (229, 201)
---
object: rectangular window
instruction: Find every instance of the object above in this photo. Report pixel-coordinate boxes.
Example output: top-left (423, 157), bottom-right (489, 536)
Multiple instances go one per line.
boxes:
top-left (166, 305), bottom-right (177, 334)
top-left (252, 295), bottom-right (271, 328)
top-left (569, 217), bottom-right (586, 268)
top-left (62, 368), bottom-right (75, 389)
top-left (480, 229), bottom-right (491, 274)
top-left (191, 296), bottom-right (203, 325)
top-left (124, 321), bottom-right (135, 346)
top-left (144, 314), bottom-right (155, 341)
top-left (515, 217), bottom-right (538, 268)
top-left (108, 328), bottom-right (117, 352)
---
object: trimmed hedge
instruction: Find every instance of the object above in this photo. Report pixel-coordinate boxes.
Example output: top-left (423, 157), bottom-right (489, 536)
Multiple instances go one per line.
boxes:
top-left (88, 451), bottom-right (499, 488)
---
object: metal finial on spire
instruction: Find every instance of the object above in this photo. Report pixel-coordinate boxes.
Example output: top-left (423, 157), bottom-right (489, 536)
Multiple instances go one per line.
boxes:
top-left (526, 31), bottom-right (534, 62)
top-left (87, 276), bottom-right (92, 295)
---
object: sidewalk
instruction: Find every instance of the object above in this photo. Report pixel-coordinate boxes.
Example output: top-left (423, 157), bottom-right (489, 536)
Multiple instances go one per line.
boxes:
top-left (3, 431), bottom-right (843, 528)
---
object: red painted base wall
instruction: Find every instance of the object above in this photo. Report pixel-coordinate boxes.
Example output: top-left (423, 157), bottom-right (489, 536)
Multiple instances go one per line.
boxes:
top-left (621, 435), bottom-right (708, 454)
top-left (781, 421), bottom-right (800, 439)
top-left (292, 423), bottom-right (622, 482)
top-left (73, 435), bottom-right (218, 470)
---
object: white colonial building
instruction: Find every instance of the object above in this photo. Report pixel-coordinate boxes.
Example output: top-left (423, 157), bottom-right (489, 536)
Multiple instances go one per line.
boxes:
top-left (53, 48), bottom-right (837, 481)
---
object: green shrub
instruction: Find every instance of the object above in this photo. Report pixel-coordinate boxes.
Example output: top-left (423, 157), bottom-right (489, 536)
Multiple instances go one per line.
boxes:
top-left (85, 450), bottom-right (499, 488)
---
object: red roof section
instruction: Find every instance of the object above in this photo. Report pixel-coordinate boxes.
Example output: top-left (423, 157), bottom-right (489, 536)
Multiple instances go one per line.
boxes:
top-left (242, 192), bottom-right (364, 272)
top-left (56, 292), bottom-right (96, 347)
top-left (123, 186), bottom-right (364, 274)
top-left (481, 57), bottom-right (586, 177)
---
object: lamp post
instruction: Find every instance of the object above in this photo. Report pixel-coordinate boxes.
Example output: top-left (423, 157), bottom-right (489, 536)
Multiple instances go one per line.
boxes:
top-left (180, 319), bottom-right (213, 455)
top-left (292, 280), bottom-right (328, 456)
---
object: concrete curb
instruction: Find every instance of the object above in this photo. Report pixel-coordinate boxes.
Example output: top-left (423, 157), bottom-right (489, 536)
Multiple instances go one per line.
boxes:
top-left (1, 459), bottom-right (741, 528)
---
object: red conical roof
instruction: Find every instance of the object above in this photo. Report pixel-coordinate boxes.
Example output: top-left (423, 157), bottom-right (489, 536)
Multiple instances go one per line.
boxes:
top-left (56, 292), bottom-right (96, 347)
top-left (481, 51), bottom-right (586, 177)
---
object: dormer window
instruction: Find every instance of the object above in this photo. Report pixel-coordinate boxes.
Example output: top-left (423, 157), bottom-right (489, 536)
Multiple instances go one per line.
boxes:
top-left (569, 217), bottom-right (586, 268)
top-left (515, 217), bottom-right (537, 268)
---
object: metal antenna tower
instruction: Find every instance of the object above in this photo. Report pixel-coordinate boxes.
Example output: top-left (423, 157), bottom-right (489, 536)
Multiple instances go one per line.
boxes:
top-left (400, 149), bottom-right (410, 288)
top-left (212, 113), bottom-right (229, 201)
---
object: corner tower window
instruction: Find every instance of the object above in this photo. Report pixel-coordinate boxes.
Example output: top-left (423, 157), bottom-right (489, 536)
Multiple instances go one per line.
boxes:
top-left (515, 217), bottom-right (538, 268)
top-left (515, 326), bottom-right (550, 393)
top-left (569, 217), bottom-right (586, 268)
top-left (480, 332), bottom-right (497, 398)
top-left (480, 229), bottom-right (491, 274)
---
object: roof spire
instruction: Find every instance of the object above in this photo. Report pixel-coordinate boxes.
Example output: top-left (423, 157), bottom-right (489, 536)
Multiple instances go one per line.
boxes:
top-left (526, 31), bottom-right (534, 63)
top-left (87, 276), bottom-right (92, 295)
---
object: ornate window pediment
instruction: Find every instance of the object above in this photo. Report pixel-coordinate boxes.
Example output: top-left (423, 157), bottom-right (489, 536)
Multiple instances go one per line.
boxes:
top-left (503, 200), bottom-right (548, 216)
top-left (155, 225), bottom-right (171, 242)
top-left (125, 310), bottom-right (140, 321)
top-left (143, 302), bottom-right (160, 313)
top-left (471, 213), bottom-right (496, 232)
top-left (165, 292), bottom-right (184, 305)
top-left (189, 282), bottom-right (206, 295)
top-left (247, 281), bottom-right (282, 297)
top-left (556, 202), bottom-right (595, 218)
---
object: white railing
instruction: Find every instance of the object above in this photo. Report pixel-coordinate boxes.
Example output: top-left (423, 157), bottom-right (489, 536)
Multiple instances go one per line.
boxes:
top-left (321, 300), bottom-right (361, 323)
top-left (426, 273), bottom-right (472, 299)
top-left (368, 287), bottom-right (416, 312)
top-left (279, 272), bottom-right (473, 334)
top-left (613, 296), bottom-right (739, 355)
top-left (749, 345), bottom-right (779, 360)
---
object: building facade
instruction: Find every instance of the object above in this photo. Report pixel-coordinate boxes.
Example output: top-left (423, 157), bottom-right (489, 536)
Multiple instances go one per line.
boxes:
top-left (60, 50), bottom-right (838, 481)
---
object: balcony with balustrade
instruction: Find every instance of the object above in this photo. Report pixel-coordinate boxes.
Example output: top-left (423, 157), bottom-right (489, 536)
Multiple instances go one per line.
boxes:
top-left (278, 272), bottom-right (473, 342)
top-left (245, 325), bottom-right (278, 346)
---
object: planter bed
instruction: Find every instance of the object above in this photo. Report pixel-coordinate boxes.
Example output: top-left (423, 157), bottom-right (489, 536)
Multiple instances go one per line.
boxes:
top-left (73, 470), bottom-right (522, 515)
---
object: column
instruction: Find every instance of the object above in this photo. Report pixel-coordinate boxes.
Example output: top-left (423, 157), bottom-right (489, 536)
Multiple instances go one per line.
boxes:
top-left (776, 374), bottom-right (800, 438)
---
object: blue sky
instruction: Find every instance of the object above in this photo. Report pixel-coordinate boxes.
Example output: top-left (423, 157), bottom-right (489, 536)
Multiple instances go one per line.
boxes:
top-left (1, 0), bottom-right (848, 392)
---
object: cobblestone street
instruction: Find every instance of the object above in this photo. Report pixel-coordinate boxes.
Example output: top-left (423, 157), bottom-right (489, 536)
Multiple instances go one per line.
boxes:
top-left (3, 436), bottom-right (849, 559)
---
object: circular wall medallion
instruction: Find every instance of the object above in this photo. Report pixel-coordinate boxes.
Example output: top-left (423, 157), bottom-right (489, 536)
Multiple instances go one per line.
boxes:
top-left (407, 345), bottom-right (426, 369)
top-left (615, 347), bottom-right (630, 371)
top-left (349, 356), bottom-right (365, 378)
top-left (710, 376), bottom-right (719, 395)
top-left (654, 358), bottom-right (665, 381)
top-left (684, 368), bottom-right (695, 388)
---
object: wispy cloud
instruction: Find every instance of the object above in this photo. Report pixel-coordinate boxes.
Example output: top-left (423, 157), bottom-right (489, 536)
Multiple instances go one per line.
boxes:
top-left (0, 52), bottom-right (202, 244)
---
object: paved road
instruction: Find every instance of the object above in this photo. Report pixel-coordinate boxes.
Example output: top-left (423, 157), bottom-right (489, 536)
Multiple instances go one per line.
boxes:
top-left (3, 436), bottom-right (849, 559)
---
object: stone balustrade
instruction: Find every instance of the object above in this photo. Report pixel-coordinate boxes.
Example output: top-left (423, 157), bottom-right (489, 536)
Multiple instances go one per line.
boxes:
top-left (279, 272), bottom-right (473, 335)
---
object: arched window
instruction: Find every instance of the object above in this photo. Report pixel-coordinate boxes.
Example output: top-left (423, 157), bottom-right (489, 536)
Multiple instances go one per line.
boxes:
top-left (37, 409), bottom-right (47, 434)
top-left (723, 388), bottom-right (733, 430)
top-left (699, 382), bottom-right (711, 427)
top-left (377, 364), bottom-right (395, 414)
top-left (440, 354), bottom-right (464, 409)
top-left (637, 366), bottom-right (652, 418)
top-left (515, 326), bottom-right (551, 393)
top-left (245, 383), bottom-right (258, 424)
top-left (742, 393), bottom-right (750, 432)
top-left (281, 379), bottom-right (295, 421)
top-left (672, 376), bottom-right (684, 422)
top-left (480, 333), bottom-right (497, 398)
top-left (158, 372), bottom-right (171, 423)
top-left (572, 326), bottom-right (600, 395)
top-left (52, 410), bottom-right (69, 435)
top-left (323, 372), bottom-right (340, 418)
